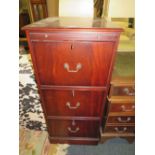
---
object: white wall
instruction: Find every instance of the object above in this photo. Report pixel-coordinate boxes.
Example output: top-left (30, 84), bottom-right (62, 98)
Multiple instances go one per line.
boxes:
top-left (59, 0), bottom-right (94, 17)
top-left (108, 0), bottom-right (135, 18)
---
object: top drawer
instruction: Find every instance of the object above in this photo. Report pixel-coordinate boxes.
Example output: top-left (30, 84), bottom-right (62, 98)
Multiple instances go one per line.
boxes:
top-left (109, 85), bottom-right (135, 97)
top-left (29, 31), bottom-right (119, 42)
top-left (31, 41), bottom-right (115, 86)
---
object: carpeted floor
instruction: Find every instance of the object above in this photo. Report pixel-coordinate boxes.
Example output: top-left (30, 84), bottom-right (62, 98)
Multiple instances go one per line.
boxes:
top-left (19, 127), bottom-right (134, 155)
top-left (19, 47), bottom-right (46, 131)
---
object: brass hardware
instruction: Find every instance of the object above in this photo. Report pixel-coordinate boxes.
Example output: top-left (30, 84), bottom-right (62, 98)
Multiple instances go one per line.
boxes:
top-left (114, 127), bottom-right (127, 133)
top-left (72, 90), bottom-right (75, 97)
top-left (71, 120), bottom-right (76, 126)
top-left (123, 88), bottom-right (135, 96)
top-left (68, 127), bottom-right (79, 133)
top-left (44, 34), bottom-right (48, 38)
top-left (64, 63), bottom-right (82, 73)
top-left (121, 105), bottom-right (135, 112)
top-left (117, 117), bottom-right (131, 123)
top-left (71, 44), bottom-right (74, 50)
top-left (66, 102), bottom-right (80, 109)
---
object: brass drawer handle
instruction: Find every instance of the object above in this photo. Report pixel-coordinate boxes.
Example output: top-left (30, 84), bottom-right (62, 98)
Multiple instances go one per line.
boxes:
top-left (114, 127), bottom-right (127, 133)
top-left (64, 63), bottom-right (82, 73)
top-left (123, 88), bottom-right (135, 96)
top-left (121, 105), bottom-right (135, 112)
top-left (117, 117), bottom-right (131, 123)
top-left (66, 102), bottom-right (80, 109)
top-left (68, 127), bottom-right (79, 133)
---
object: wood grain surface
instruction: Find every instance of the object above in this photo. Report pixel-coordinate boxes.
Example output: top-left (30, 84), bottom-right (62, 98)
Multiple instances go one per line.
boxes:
top-left (23, 17), bottom-right (122, 144)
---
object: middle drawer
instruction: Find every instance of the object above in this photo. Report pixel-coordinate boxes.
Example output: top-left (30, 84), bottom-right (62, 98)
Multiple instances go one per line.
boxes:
top-left (41, 89), bottom-right (104, 117)
top-left (109, 103), bottom-right (135, 114)
top-left (107, 116), bottom-right (135, 124)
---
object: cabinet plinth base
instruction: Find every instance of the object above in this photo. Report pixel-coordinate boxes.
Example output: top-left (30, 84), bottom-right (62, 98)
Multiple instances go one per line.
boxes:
top-left (48, 136), bottom-right (99, 145)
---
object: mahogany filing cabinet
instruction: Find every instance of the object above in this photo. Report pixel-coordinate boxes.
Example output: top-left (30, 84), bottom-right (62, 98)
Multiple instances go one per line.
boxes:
top-left (23, 17), bottom-right (122, 145)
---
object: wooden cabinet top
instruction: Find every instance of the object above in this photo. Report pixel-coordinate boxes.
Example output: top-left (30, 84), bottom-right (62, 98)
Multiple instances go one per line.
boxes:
top-left (22, 17), bottom-right (123, 32)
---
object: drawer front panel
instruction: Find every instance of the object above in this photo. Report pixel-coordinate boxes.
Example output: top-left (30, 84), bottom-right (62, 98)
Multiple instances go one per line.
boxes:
top-left (32, 41), bottom-right (115, 86)
top-left (110, 86), bottom-right (135, 96)
top-left (30, 32), bottom-right (118, 41)
top-left (107, 116), bottom-right (135, 124)
top-left (110, 103), bottom-right (135, 113)
top-left (105, 126), bottom-right (134, 134)
top-left (42, 90), bottom-right (104, 117)
top-left (48, 119), bottom-right (100, 138)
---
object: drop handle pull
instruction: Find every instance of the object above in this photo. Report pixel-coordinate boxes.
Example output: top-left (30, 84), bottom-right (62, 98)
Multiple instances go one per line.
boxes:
top-left (114, 127), bottom-right (127, 133)
top-left (66, 102), bottom-right (80, 109)
top-left (123, 88), bottom-right (135, 96)
top-left (117, 117), bottom-right (131, 123)
top-left (121, 105), bottom-right (135, 112)
top-left (64, 63), bottom-right (82, 73)
top-left (68, 127), bottom-right (79, 133)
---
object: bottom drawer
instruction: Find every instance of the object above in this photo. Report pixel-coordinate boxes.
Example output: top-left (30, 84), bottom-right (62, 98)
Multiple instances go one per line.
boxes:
top-left (101, 133), bottom-right (135, 143)
top-left (105, 125), bottom-right (135, 134)
top-left (48, 119), bottom-right (100, 138)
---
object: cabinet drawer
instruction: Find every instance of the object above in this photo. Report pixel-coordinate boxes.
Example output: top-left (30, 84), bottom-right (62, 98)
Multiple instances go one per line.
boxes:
top-left (105, 126), bottom-right (134, 134)
top-left (30, 32), bottom-right (118, 41)
top-left (110, 103), bottom-right (135, 114)
top-left (30, 32), bottom-right (98, 41)
top-left (48, 119), bottom-right (100, 138)
top-left (32, 41), bottom-right (115, 86)
top-left (42, 90), bottom-right (104, 117)
top-left (107, 116), bottom-right (135, 124)
top-left (110, 86), bottom-right (135, 97)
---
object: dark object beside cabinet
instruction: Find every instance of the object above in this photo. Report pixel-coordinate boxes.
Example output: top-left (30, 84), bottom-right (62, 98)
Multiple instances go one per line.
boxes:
top-left (22, 17), bottom-right (122, 145)
top-left (102, 52), bottom-right (135, 143)
top-left (19, 12), bottom-right (31, 38)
